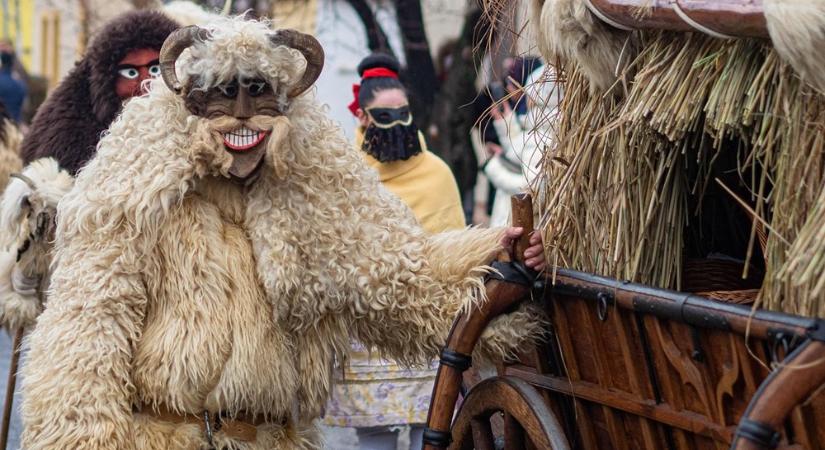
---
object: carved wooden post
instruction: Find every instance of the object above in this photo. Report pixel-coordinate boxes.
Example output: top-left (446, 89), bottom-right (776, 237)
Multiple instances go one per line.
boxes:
top-left (423, 193), bottom-right (536, 449)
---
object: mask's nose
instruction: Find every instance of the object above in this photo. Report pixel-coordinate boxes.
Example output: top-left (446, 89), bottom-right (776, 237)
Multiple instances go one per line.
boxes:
top-left (137, 68), bottom-right (154, 95)
top-left (233, 89), bottom-right (255, 119)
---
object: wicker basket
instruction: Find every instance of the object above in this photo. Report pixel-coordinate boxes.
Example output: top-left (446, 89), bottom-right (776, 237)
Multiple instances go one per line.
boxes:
top-left (695, 289), bottom-right (758, 305)
top-left (682, 258), bottom-right (763, 293)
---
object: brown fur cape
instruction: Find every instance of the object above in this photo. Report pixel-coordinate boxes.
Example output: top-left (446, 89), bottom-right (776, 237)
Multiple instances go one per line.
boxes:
top-left (20, 10), bottom-right (179, 175)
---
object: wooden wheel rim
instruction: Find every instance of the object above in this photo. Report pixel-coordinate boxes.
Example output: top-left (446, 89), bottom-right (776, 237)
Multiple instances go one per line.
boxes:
top-left (450, 376), bottom-right (570, 450)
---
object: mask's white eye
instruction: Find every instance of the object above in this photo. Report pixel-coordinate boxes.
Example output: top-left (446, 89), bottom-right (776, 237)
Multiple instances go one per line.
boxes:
top-left (148, 64), bottom-right (161, 78)
top-left (118, 67), bottom-right (139, 79)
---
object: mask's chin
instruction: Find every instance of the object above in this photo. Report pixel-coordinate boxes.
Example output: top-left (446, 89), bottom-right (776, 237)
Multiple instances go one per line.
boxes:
top-left (222, 126), bottom-right (270, 185)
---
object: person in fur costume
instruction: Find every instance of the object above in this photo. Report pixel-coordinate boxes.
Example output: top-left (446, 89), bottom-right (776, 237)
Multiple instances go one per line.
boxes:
top-left (20, 10), bottom-right (180, 175)
top-left (20, 17), bottom-right (546, 450)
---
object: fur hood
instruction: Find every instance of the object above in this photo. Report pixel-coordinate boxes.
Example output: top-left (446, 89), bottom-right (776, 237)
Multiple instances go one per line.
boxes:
top-left (21, 10), bottom-right (180, 175)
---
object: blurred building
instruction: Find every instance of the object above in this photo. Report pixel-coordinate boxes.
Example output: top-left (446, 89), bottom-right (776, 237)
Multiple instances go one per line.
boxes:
top-left (0, 0), bottom-right (134, 89)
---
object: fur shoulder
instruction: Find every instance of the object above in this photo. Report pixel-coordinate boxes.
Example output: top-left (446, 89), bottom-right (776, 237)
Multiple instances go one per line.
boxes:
top-left (765, 0), bottom-right (825, 92)
top-left (0, 158), bottom-right (74, 251)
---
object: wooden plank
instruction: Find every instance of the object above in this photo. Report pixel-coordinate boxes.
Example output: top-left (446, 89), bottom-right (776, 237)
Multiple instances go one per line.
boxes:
top-left (548, 299), bottom-right (601, 449)
top-left (505, 366), bottom-right (735, 444)
top-left (612, 308), bottom-right (663, 449)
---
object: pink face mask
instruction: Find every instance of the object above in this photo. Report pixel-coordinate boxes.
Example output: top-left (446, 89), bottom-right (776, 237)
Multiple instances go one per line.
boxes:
top-left (115, 48), bottom-right (161, 100)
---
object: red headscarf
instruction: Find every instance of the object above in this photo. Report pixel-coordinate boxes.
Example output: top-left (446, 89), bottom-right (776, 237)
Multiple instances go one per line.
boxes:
top-left (348, 67), bottom-right (399, 116)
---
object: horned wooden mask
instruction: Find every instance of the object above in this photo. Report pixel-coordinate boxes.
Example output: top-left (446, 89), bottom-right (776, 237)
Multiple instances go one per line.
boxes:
top-left (157, 25), bottom-right (324, 183)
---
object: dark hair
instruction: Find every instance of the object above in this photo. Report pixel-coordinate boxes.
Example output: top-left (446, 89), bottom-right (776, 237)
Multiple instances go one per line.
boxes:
top-left (356, 53), bottom-right (405, 108)
top-left (507, 56), bottom-right (542, 88)
top-left (0, 51), bottom-right (13, 68)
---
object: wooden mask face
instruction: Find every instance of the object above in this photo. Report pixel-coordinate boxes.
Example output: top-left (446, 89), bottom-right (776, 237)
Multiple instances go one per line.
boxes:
top-left (158, 27), bottom-right (326, 184)
top-left (185, 77), bottom-right (281, 183)
top-left (115, 48), bottom-right (161, 100)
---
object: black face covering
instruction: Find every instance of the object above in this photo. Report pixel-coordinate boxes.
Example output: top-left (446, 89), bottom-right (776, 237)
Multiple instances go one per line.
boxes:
top-left (362, 105), bottom-right (422, 162)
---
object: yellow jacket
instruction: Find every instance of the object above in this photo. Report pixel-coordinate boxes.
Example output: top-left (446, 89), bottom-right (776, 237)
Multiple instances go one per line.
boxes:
top-left (356, 128), bottom-right (465, 233)
top-left (324, 129), bottom-right (466, 429)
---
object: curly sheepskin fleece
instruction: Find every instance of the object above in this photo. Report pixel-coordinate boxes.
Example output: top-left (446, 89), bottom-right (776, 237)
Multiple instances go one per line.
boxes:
top-left (0, 158), bottom-right (73, 331)
top-left (21, 17), bottom-right (541, 450)
top-left (765, 0), bottom-right (825, 93)
top-left (530, 0), bottom-right (631, 93)
top-left (20, 10), bottom-right (179, 175)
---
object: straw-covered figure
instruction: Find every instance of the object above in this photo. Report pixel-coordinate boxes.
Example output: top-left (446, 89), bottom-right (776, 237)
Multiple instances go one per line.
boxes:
top-left (21, 17), bottom-right (545, 450)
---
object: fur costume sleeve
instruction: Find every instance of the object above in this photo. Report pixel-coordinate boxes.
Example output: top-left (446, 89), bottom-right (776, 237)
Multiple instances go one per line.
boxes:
top-left (0, 159), bottom-right (73, 332)
top-left (246, 97), bottom-right (546, 369)
top-left (20, 85), bottom-right (229, 450)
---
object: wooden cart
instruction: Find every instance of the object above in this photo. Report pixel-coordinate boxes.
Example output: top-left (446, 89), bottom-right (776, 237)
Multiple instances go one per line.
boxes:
top-left (423, 196), bottom-right (825, 450)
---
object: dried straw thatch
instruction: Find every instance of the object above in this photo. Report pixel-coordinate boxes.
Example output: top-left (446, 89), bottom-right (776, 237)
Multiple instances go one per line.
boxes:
top-left (503, 2), bottom-right (825, 316)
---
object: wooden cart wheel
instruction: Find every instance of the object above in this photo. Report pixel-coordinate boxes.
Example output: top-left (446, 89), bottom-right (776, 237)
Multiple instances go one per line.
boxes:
top-left (449, 376), bottom-right (570, 450)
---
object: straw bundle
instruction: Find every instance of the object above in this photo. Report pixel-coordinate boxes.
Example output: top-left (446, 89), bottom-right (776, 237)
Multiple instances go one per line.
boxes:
top-left (535, 31), bottom-right (825, 316)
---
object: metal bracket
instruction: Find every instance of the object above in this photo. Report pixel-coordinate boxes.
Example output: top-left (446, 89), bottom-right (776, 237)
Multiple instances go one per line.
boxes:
top-left (422, 428), bottom-right (452, 448)
top-left (488, 260), bottom-right (537, 287)
top-left (735, 418), bottom-right (780, 449)
top-left (203, 411), bottom-right (215, 449)
top-left (440, 348), bottom-right (472, 372)
top-left (596, 292), bottom-right (611, 322)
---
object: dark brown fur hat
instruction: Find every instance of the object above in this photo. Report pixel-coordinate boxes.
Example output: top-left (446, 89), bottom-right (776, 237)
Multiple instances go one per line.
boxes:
top-left (21, 10), bottom-right (179, 175)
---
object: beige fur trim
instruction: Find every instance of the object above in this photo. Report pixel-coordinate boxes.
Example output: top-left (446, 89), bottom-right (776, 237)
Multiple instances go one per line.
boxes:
top-left (0, 158), bottom-right (73, 332)
top-left (530, 0), bottom-right (632, 93)
top-left (765, 0), bottom-right (825, 92)
top-left (177, 16), bottom-right (309, 106)
top-left (476, 302), bottom-right (549, 365)
top-left (1, 158), bottom-right (74, 251)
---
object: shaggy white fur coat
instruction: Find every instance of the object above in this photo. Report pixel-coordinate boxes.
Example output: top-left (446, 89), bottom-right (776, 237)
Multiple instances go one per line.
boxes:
top-left (0, 159), bottom-right (73, 331)
top-left (21, 18), bottom-right (542, 450)
top-left (530, 0), bottom-right (630, 93)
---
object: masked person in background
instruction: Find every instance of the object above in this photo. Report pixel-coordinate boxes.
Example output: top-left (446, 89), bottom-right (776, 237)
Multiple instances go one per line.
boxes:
top-left (21, 10), bottom-right (179, 175)
top-left (323, 53), bottom-right (464, 450)
top-left (350, 53), bottom-right (464, 234)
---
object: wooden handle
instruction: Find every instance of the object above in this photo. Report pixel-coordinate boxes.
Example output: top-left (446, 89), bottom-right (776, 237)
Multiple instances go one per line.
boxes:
top-left (424, 193), bottom-right (536, 449)
top-left (511, 193), bottom-right (534, 263)
top-left (0, 329), bottom-right (23, 450)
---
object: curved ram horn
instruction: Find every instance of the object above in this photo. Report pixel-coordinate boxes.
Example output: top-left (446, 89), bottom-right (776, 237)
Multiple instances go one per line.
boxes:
top-left (159, 25), bottom-right (211, 94)
top-left (269, 29), bottom-right (325, 98)
top-left (221, 0), bottom-right (233, 16)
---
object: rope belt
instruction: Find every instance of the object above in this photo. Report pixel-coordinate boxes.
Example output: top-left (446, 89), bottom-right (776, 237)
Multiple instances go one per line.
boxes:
top-left (137, 403), bottom-right (280, 443)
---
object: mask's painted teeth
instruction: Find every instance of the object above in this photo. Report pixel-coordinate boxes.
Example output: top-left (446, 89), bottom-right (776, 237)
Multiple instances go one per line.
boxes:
top-left (222, 126), bottom-right (268, 151)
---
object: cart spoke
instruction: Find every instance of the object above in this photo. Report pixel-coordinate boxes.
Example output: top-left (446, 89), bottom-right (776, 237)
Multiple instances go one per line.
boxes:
top-left (470, 417), bottom-right (496, 450)
top-left (504, 412), bottom-right (525, 450)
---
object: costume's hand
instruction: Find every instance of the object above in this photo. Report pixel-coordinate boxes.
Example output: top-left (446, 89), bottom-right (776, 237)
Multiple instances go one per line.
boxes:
top-left (485, 143), bottom-right (503, 158)
top-left (489, 103), bottom-right (503, 121)
top-left (501, 227), bottom-right (546, 272)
